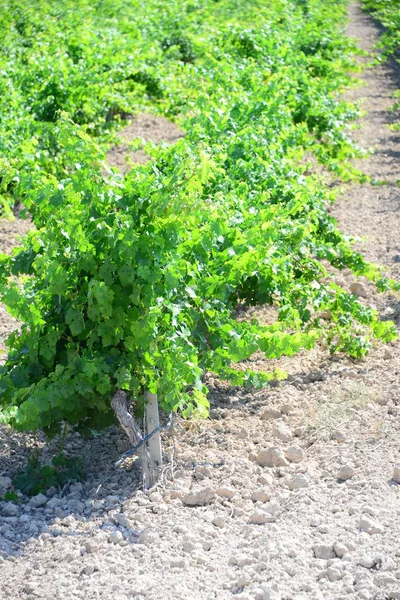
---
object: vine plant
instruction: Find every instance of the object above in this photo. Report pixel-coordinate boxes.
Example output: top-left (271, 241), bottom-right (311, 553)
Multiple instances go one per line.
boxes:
top-left (0, 0), bottom-right (398, 436)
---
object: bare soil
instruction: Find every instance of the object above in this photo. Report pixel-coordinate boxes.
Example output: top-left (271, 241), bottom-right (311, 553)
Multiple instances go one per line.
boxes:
top-left (106, 113), bottom-right (185, 173)
top-left (1, 4), bottom-right (400, 600)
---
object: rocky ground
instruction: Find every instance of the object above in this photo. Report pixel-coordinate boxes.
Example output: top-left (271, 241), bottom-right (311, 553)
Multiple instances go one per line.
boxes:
top-left (1, 3), bottom-right (400, 599)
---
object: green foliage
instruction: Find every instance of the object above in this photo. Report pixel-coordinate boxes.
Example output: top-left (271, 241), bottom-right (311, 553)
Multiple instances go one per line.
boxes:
top-left (0, 0), bottom-right (363, 213)
top-left (362, 0), bottom-right (400, 56)
top-left (12, 450), bottom-right (83, 496)
top-left (0, 490), bottom-right (20, 503)
top-left (362, 0), bottom-right (400, 123)
top-left (0, 0), bottom-right (398, 434)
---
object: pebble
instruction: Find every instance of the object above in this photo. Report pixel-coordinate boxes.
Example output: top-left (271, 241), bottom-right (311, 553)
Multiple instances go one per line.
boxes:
top-left (251, 489), bottom-right (271, 503)
top-left (260, 408), bottom-right (281, 420)
top-left (333, 542), bottom-right (348, 558)
top-left (170, 558), bottom-right (186, 569)
top-left (338, 465), bottom-right (355, 481)
top-left (383, 348), bottom-right (393, 360)
top-left (30, 493), bottom-right (48, 508)
top-left (113, 513), bottom-right (132, 529)
top-left (229, 553), bottom-right (254, 567)
top-left (256, 448), bottom-right (289, 468)
top-left (359, 555), bottom-right (382, 569)
top-left (138, 530), bottom-right (158, 545)
top-left (237, 428), bottom-right (248, 440)
top-left (294, 426), bottom-right (306, 438)
top-left (392, 467), bottom-right (400, 484)
top-left (359, 515), bottom-right (385, 535)
top-left (314, 544), bottom-right (335, 559)
top-left (2, 502), bottom-right (20, 517)
top-left (182, 540), bottom-right (197, 553)
top-left (285, 445), bottom-right (304, 463)
top-left (249, 511), bottom-right (269, 525)
top-left (216, 487), bottom-right (235, 500)
top-left (288, 475), bottom-right (308, 490)
top-left (274, 422), bottom-right (293, 442)
top-left (326, 567), bottom-right (342, 582)
top-left (350, 282), bottom-right (368, 298)
top-left (182, 487), bottom-right (216, 506)
top-left (257, 583), bottom-right (281, 600)
top-left (331, 430), bottom-right (346, 443)
top-left (0, 476), bottom-right (12, 492)
top-left (109, 530), bottom-right (124, 544)
top-left (83, 541), bottom-right (98, 554)
top-left (46, 497), bottom-right (62, 510)
top-left (149, 491), bottom-right (163, 503)
top-left (212, 516), bottom-right (225, 528)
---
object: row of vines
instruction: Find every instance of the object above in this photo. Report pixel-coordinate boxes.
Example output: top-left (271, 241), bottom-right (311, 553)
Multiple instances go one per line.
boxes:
top-left (0, 0), bottom-right (398, 438)
top-left (362, 0), bottom-right (400, 60)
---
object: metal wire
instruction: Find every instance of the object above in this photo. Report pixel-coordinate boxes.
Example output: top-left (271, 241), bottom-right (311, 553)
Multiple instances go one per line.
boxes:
top-left (114, 412), bottom-right (173, 468)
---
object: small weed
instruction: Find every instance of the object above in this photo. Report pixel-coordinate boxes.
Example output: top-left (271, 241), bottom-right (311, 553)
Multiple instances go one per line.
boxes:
top-left (12, 449), bottom-right (83, 497)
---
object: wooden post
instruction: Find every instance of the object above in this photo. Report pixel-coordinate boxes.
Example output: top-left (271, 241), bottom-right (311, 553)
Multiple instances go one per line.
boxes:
top-left (144, 390), bottom-right (162, 473)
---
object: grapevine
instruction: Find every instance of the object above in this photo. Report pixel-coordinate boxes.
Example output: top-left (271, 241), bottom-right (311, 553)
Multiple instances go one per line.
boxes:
top-left (0, 0), bottom-right (397, 436)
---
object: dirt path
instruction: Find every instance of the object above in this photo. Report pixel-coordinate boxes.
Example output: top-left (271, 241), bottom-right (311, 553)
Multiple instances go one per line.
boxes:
top-left (1, 4), bottom-right (400, 600)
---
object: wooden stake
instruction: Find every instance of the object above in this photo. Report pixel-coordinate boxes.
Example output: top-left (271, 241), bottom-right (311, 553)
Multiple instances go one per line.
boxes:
top-left (144, 389), bottom-right (162, 471)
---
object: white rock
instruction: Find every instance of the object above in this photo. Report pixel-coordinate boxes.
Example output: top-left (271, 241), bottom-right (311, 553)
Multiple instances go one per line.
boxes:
top-left (0, 476), bottom-right (12, 492)
top-left (138, 529), bottom-right (158, 545)
top-left (285, 445), bottom-right (304, 463)
top-left (30, 493), bottom-right (48, 508)
top-left (251, 489), bottom-right (271, 503)
top-left (2, 502), bottom-right (20, 517)
top-left (338, 465), bottom-right (355, 481)
top-left (333, 542), bottom-right (348, 558)
top-left (83, 541), bottom-right (98, 554)
top-left (383, 348), bottom-right (393, 360)
top-left (260, 408), bottom-right (281, 420)
top-left (392, 467), bottom-right (400, 484)
top-left (314, 544), bottom-right (335, 559)
top-left (182, 487), bottom-right (215, 506)
top-left (237, 428), bottom-right (249, 440)
top-left (256, 448), bottom-right (289, 468)
top-left (359, 515), bottom-right (385, 535)
top-left (327, 567), bottom-right (342, 582)
top-left (170, 558), bottom-right (186, 569)
top-left (149, 491), bottom-right (163, 503)
top-left (359, 555), bottom-right (381, 569)
top-left (249, 511), bottom-right (269, 525)
top-left (375, 395), bottom-right (388, 405)
top-left (182, 541), bottom-right (197, 553)
top-left (331, 430), bottom-right (346, 443)
top-left (264, 501), bottom-right (281, 517)
top-left (294, 426), bottom-right (306, 437)
top-left (258, 473), bottom-right (273, 486)
top-left (229, 553), bottom-right (254, 567)
top-left (258, 583), bottom-right (281, 600)
top-left (113, 513), bottom-right (133, 529)
top-left (46, 497), bottom-right (62, 510)
top-left (109, 530), bottom-right (124, 544)
top-left (212, 516), bottom-right (225, 529)
top-left (288, 475), bottom-right (308, 490)
top-left (82, 564), bottom-right (96, 576)
top-left (274, 422), bottom-right (293, 442)
top-left (350, 282), bottom-right (368, 298)
top-left (216, 487), bottom-right (235, 500)
top-left (69, 482), bottom-right (83, 496)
